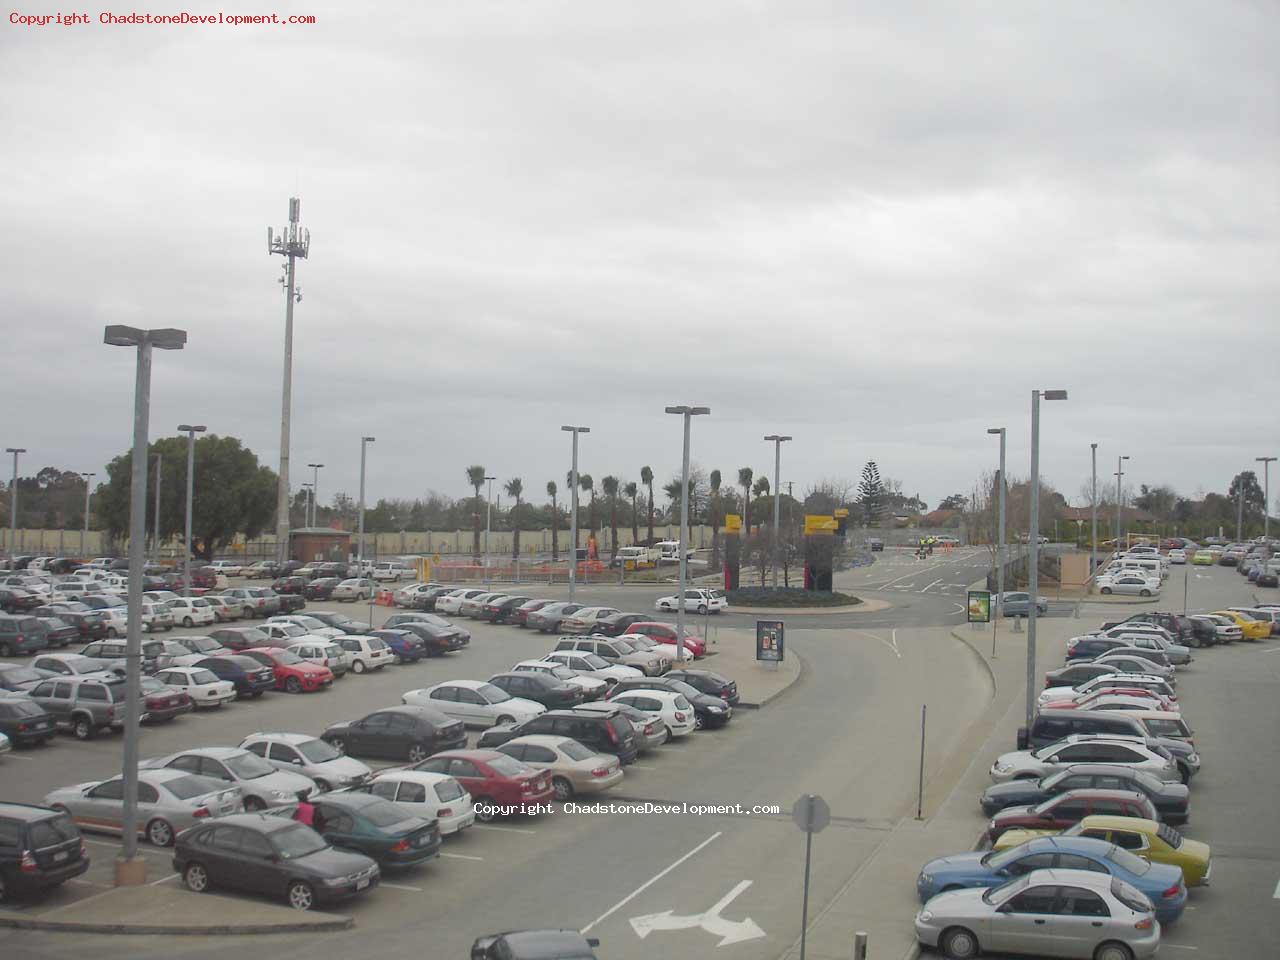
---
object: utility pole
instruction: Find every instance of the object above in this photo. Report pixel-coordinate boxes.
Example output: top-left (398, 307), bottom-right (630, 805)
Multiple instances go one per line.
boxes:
top-left (307, 462), bottom-right (324, 527)
top-left (6, 448), bottom-right (25, 555)
top-left (80, 472), bottom-right (95, 557)
top-left (484, 475), bottom-right (496, 579)
top-left (1259, 457), bottom-right (1276, 541)
top-left (178, 425), bottom-right (206, 596)
top-left (1114, 455), bottom-right (1129, 549)
top-left (358, 437), bottom-right (375, 569)
top-left (666, 406), bottom-right (711, 665)
top-left (1237, 480), bottom-right (1244, 542)
top-left (1090, 444), bottom-right (1098, 581)
top-left (764, 435), bottom-right (792, 589)
top-left (987, 428), bottom-right (1006, 609)
top-left (152, 454), bottom-right (162, 561)
top-left (268, 198), bottom-right (311, 565)
top-left (561, 426), bottom-right (589, 602)
top-left (1027, 389), bottom-right (1068, 734)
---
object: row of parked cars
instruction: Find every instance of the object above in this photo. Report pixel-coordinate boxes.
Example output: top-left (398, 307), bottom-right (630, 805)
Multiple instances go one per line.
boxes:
top-left (910, 603), bottom-right (1252, 960)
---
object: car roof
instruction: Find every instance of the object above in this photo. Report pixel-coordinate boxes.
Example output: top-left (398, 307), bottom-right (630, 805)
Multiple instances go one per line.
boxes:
top-left (490, 930), bottom-right (597, 956)
top-left (177, 746), bottom-right (247, 759)
top-left (242, 732), bottom-right (315, 745)
top-left (503, 735), bottom-right (578, 750)
top-left (1045, 788), bottom-right (1149, 802)
top-left (428, 749), bottom-right (505, 761)
top-left (0, 801), bottom-right (70, 822)
top-left (201, 812), bottom-right (301, 834)
top-left (1075, 814), bottom-right (1161, 833)
top-left (371, 769), bottom-right (453, 785)
top-left (432, 679), bottom-right (491, 690)
top-left (315, 792), bottom-right (383, 811)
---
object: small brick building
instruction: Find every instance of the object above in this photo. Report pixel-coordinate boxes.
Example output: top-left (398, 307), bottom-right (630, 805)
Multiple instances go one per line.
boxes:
top-left (289, 527), bottom-right (352, 564)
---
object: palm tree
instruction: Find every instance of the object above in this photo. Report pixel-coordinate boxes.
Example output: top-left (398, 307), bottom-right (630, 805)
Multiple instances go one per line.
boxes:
top-left (624, 481), bottom-right (639, 543)
top-left (753, 476), bottom-right (771, 540)
top-left (579, 474), bottom-right (596, 545)
top-left (546, 480), bottom-right (559, 560)
top-left (466, 465), bottom-right (486, 561)
top-left (709, 469), bottom-right (722, 568)
top-left (641, 465), bottom-right (654, 544)
top-left (738, 467), bottom-right (754, 536)
top-left (601, 476), bottom-right (620, 557)
top-left (504, 477), bottom-right (523, 559)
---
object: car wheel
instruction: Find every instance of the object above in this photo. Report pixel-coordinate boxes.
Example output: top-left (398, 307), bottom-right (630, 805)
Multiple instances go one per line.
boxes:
top-left (694, 713), bottom-right (704, 730)
top-left (147, 818), bottom-right (175, 847)
top-left (1140, 589), bottom-right (1151, 597)
top-left (940, 926), bottom-right (979, 959)
top-left (1094, 942), bottom-right (1133, 960)
top-left (473, 797), bottom-right (496, 822)
top-left (182, 617), bottom-right (194, 628)
top-left (107, 627), bottom-right (119, 639)
top-left (313, 779), bottom-right (331, 793)
top-left (184, 861), bottom-right (210, 893)
top-left (351, 659), bottom-right (366, 674)
top-left (697, 604), bottom-right (707, 614)
top-left (407, 742), bottom-right (429, 763)
top-left (551, 776), bottom-right (574, 801)
top-left (287, 880), bottom-right (315, 911)
top-left (243, 607), bottom-right (254, 619)
top-left (73, 716), bottom-right (95, 741)
top-left (243, 796), bottom-right (266, 812)
top-left (1178, 763), bottom-right (1192, 785)
top-left (1100, 587), bottom-right (1112, 594)
top-left (496, 715), bottom-right (514, 727)
top-left (285, 676), bottom-right (303, 694)
top-left (328, 737), bottom-right (346, 755)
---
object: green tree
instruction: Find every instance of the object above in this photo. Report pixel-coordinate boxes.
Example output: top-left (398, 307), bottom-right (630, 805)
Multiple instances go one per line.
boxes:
top-left (640, 465), bottom-right (655, 544)
top-left (466, 465), bottom-right (486, 561)
top-left (601, 476), bottom-right (620, 557)
top-left (737, 467), bottom-right (754, 535)
top-left (504, 477), bottom-right (524, 558)
top-left (546, 481), bottom-right (559, 560)
top-left (624, 481), bottom-right (639, 544)
top-left (858, 461), bottom-right (884, 527)
top-left (95, 434), bottom-right (276, 560)
top-left (938, 493), bottom-right (969, 511)
top-left (579, 473), bottom-right (596, 540)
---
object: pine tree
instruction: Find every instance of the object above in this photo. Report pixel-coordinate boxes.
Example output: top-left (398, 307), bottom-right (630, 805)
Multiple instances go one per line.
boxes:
top-left (858, 461), bottom-right (885, 528)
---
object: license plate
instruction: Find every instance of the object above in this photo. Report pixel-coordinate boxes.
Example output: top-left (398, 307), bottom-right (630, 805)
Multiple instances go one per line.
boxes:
top-left (355, 878), bottom-right (369, 890)
top-left (53, 850), bottom-right (69, 862)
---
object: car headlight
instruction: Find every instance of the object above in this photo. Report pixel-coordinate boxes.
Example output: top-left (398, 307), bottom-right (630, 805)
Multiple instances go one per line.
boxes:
top-left (322, 875), bottom-right (349, 887)
top-left (919, 872), bottom-right (932, 885)
top-left (917, 910), bottom-right (933, 922)
top-left (993, 761), bottom-right (1012, 773)
top-left (270, 790), bottom-right (294, 801)
top-left (707, 705), bottom-right (724, 713)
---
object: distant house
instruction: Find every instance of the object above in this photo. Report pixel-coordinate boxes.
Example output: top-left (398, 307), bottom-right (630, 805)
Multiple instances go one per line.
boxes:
top-left (1060, 506), bottom-right (1155, 526)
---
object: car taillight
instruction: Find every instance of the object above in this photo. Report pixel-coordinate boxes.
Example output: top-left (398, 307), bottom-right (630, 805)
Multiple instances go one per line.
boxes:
top-left (1161, 883), bottom-right (1181, 899)
top-left (644, 723), bottom-right (656, 735)
top-left (606, 724), bottom-right (619, 744)
top-left (591, 767), bottom-right (611, 777)
top-left (436, 807), bottom-right (452, 817)
top-left (720, 687), bottom-right (731, 698)
top-left (522, 779), bottom-right (536, 793)
top-left (192, 807), bottom-right (210, 818)
top-left (1134, 917), bottom-right (1153, 930)
top-left (674, 711), bottom-right (687, 722)
top-left (19, 850), bottom-right (38, 873)
top-left (390, 838), bottom-right (411, 852)
top-left (16, 722), bottom-right (28, 732)
top-left (105, 706), bottom-right (115, 718)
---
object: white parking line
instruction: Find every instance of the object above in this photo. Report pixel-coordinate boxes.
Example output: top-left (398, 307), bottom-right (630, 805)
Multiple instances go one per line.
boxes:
top-left (1274, 876), bottom-right (1280, 898)
top-left (473, 824), bottom-right (537, 835)
top-left (441, 852), bottom-right (484, 861)
top-left (80, 838), bottom-right (167, 857)
top-left (1, 752), bottom-right (34, 759)
top-left (628, 764), bottom-right (658, 770)
top-left (150, 873), bottom-right (180, 886)
top-left (380, 881), bottom-right (424, 892)
top-left (922, 579), bottom-right (943, 592)
top-left (580, 830), bottom-right (722, 935)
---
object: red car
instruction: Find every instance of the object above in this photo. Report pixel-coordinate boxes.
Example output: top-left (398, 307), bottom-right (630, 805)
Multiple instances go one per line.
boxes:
top-left (140, 676), bottom-right (194, 722)
top-left (513, 599), bottom-right (554, 627)
top-left (622, 622), bottom-right (706, 658)
top-left (409, 749), bottom-right (555, 822)
top-left (239, 647), bottom-right (334, 694)
top-left (1041, 688), bottom-right (1175, 713)
top-left (986, 788), bottom-right (1158, 842)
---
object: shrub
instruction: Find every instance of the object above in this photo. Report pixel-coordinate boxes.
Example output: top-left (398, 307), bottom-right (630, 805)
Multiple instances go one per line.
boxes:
top-left (727, 587), bottom-right (861, 607)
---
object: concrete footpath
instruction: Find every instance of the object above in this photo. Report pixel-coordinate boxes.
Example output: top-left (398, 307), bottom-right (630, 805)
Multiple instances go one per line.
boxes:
top-left (780, 615), bottom-right (1083, 960)
top-left (0, 883), bottom-right (350, 934)
top-left (689, 625), bottom-right (804, 706)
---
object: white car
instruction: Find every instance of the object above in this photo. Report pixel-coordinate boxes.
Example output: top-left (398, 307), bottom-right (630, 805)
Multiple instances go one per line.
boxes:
top-left (608, 688), bottom-right (696, 738)
top-left (332, 634), bottom-right (392, 673)
top-left (1168, 549), bottom-right (1186, 564)
top-left (511, 659), bottom-right (608, 699)
top-left (287, 639), bottom-right (353, 676)
top-left (616, 635), bottom-right (677, 669)
top-left (541, 650), bottom-right (643, 685)
top-left (357, 770), bottom-right (475, 835)
top-left (331, 578), bottom-right (375, 602)
top-left (458, 592), bottom-right (504, 618)
top-left (654, 588), bottom-right (727, 614)
top-left (239, 732), bottom-right (371, 792)
top-left (165, 597), bottom-right (216, 628)
top-left (260, 622), bottom-right (312, 644)
top-left (371, 562), bottom-right (415, 582)
top-left (403, 680), bottom-right (546, 728)
top-left (989, 736), bottom-right (1181, 784)
top-left (267, 615), bottom-right (343, 639)
top-left (1095, 573), bottom-right (1160, 597)
top-left (435, 588), bottom-right (489, 615)
top-left (208, 561), bottom-right (244, 577)
top-left (151, 666), bottom-right (237, 708)
top-left (393, 582), bottom-right (440, 607)
top-left (1039, 673), bottom-right (1175, 708)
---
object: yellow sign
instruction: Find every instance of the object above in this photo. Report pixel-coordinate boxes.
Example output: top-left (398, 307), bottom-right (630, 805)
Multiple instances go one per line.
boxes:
top-left (834, 508), bottom-right (850, 518)
top-left (804, 515), bottom-right (839, 535)
top-left (724, 514), bottom-right (743, 534)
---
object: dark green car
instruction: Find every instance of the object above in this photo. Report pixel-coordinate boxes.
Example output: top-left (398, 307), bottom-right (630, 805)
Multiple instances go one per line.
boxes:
top-left (311, 793), bottom-right (439, 868)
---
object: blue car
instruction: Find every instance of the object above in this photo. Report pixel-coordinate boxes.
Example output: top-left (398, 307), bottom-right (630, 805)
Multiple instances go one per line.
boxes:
top-left (917, 835), bottom-right (1187, 924)
top-left (368, 629), bottom-right (427, 664)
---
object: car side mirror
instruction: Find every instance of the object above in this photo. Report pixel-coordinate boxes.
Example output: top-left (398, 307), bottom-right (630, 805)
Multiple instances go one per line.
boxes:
top-left (995, 903), bottom-right (1013, 914)
top-left (289, 758), bottom-right (302, 765)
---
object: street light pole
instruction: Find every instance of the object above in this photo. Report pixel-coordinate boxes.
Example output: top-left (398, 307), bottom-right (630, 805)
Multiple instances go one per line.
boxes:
top-left (986, 428), bottom-right (1006, 610)
top-left (1027, 389), bottom-right (1067, 735)
top-left (80, 472), bottom-right (95, 557)
top-left (1258, 457), bottom-right (1276, 541)
top-left (1090, 444), bottom-right (1098, 582)
top-left (301, 482), bottom-right (313, 530)
top-left (177, 426), bottom-right (206, 597)
top-left (104, 324), bottom-right (187, 886)
top-left (1115, 455), bottom-right (1129, 549)
top-left (358, 437), bottom-right (375, 569)
top-left (764, 435), bottom-right (792, 589)
top-left (561, 426), bottom-right (590, 602)
top-left (666, 406), bottom-right (711, 665)
top-left (5, 448), bottom-right (25, 556)
top-left (307, 463), bottom-right (324, 527)
top-left (152, 454), bottom-right (162, 561)
top-left (484, 476), bottom-right (496, 577)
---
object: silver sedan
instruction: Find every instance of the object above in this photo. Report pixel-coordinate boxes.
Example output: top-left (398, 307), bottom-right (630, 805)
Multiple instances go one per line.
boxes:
top-left (44, 768), bottom-right (243, 847)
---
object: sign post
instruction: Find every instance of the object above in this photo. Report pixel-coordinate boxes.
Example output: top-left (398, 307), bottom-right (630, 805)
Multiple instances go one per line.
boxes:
top-left (968, 588), bottom-right (994, 655)
top-left (756, 619), bottom-right (784, 672)
top-left (792, 793), bottom-right (830, 960)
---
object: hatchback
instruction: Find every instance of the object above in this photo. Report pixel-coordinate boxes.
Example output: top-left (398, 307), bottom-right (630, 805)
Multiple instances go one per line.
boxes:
top-left (309, 793), bottom-right (439, 869)
top-left (353, 771), bottom-right (475, 836)
top-left (409, 750), bottom-right (555, 822)
top-left (240, 732), bottom-right (371, 792)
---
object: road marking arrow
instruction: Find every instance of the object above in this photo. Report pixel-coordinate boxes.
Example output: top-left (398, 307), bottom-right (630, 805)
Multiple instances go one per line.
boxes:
top-left (629, 879), bottom-right (766, 947)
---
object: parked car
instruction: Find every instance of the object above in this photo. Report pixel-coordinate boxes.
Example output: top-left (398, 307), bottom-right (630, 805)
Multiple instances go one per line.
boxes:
top-left (917, 835), bottom-right (1185, 925)
top-left (559, 606), bottom-right (623, 634)
top-left (476, 706), bottom-right (639, 765)
top-left (0, 695), bottom-right (57, 746)
top-left (209, 626), bottom-right (271, 651)
top-left (435, 589), bottom-right (491, 616)
top-left (392, 582), bottom-right (442, 607)
top-left (608, 688), bottom-right (696, 739)
top-left (240, 733), bottom-right (371, 793)
top-left (1039, 674), bottom-right (1176, 709)
top-left (304, 577), bottom-right (341, 600)
top-left (0, 663), bottom-right (54, 695)
top-left (979, 763), bottom-right (1189, 823)
top-left (458, 592), bottom-right (505, 618)
top-left (1210, 609), bottom-right (1270, 641)
top-left (367, 628), bottom-right (429, 663)
top-left (30, 652), bottom-right (122, 680)
top-left (995, 592), bottom-right (1049, 616)
top-left (593, 612), bottom-right (654, 636)
top-left (202, 595), bottom-right (242, 622)
top-left (985, 789), bottom-right (1161, 843)
top-left (554, 635), bottom-right (665, 675)
top-left (574, 700), bottom-right (668, 752)
top-left (0, 802), bottom-right (90, 899)
top-left (512, 598), bottom-right (555, 626)
top-left (665, 668), bottom-right (739, 705)
top-left (1006, 816), bottom-right (1212, 887)
top-left (403, 680), bottom-right (546, 729)
top-left (145, 747), bottom-right (316, 810)
top-left (309, 792), bottom-right (439, 869)
top-left (208, 561), bottom-right (244, 577)
top-left (408, 749), bottom-right (555, 822)
top-left (0, 614), bottom-right (50, 657)
top-left (27, 615), bottom-right (79, 649)
top-left (510, 659), bottom-right (607, 700)
top-left (25, 675), bottom-right (139, 740)
top-left (488, 670), bottom-right (586, 709)
top-left (524, 601), bottom-right (584, 633)
top-left (332, 578), bottom-right (375, 602)
top-left (173, 813), bottom-right (379, 910)
top-left (990, 736), bottom-right (1181, 784)
top-left (332, 635), bottom-right (393, 673)
top-left (350, 770), bottom-right (475, 836)
top-left (164, 597), bottom-right (217, 629)
top-left (270, 576), bottom-right (309, 596)
top-left (45, 769), bottom-right (243, 847)
top-left (541, 649), bottom-right (643, 686)
top-left (654, 589), bottom-right (727, 614)
top-left (1188, 613), bottom-right (1241, 643)
top-left (495, 735), bottom-right (623, 799)
top-left (380, 620), bottom-right (470, 656)
top-left (244, 561), bottom-right (281, 579)
top-left (150, 666), bottom-right (238, 708)
top-left (478, 595), bottom-right (532, 623)
top-left (219, 588), bottom-right (280, 619)
top-left (287, 639), bottom-right (352, 678)
top-left (171, 634), bottom-right (231, 658)
top-left (0, 586), bottom-right (41, 614)
top-left (321, 705), bottom-right (466, 763)
top-left (192, 655), bottom-right (277, 699)
top-left (138, 675), bottom-right (195, 721)
top-left (606, 676), bottom-right (734, 729)
top-left (268, 614), bottom-right (343, 639)
top-left (470, 931), bottom-right (601, 960)
top-left (1089, 654), bottom-right (1177, 685)
top-left (239, 647), bottom-right (334, 694)
top-left (407, 584), bottom-right (459, 611)
top-left (1096, 573), bottom-right (1161, 597)
top-left (258, 621), bottom-right (313, 646)
top-left (622, 621), bottom-right (707, 658)
top-left (305, 611), bottom-right (371, 635)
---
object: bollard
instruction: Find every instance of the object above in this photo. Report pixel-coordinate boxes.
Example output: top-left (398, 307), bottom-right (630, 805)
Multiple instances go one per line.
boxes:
top-left (853, 931), bottom-right (868, 960)
top-left (1012, 615), bottom-right (1023, 633)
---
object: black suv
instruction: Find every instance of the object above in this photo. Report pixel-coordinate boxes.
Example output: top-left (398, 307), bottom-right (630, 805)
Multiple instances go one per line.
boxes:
top-left (476, 707), bottom-right (639, 764)
top-left (0, 803), bottom-right (89, 900)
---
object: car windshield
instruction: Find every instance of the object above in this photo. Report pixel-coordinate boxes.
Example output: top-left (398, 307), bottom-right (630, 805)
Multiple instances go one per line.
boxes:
top-left (188, 637), bottom-right (220, 652)
top-left (1106, 846), bottom-right (1151, 876)
top-left (297, 739), bottom-right (341, 763)
top-left (612, 639), bottom-right (637, 653)
top-left (190, 669), bottom-right (219, 684)
top-left (69, 660), bottom-right (108, 674)
top-left (1111, 878), bottom-right (1154, 913)
top-left (44, 617), bottom-right (70, 629)
top-left (982, 873), bottom-right (1030, 904)
top-left (165, 774), bottom-right (225, 800)
top-left (367, 637), bottom-right (387, 650)
top-left (291, 616), bottom-right (324, 629)
top-left (477, 683), bottom-right (510, 703)
top-left (582, 654), bottom-right (609, 669)
top-left (273, 651), bottom-right (303, 665)
top-left (560, 741), bottom-right (594, 761)
top-left (485, 754), bottom-right (531, 777)
top-left (1145, 718), bottom-right (1185, 737)
top-left (224, 752), bottom-right (276, 780)
top-left (666, 679), bottom-right (702, 699)
top-left (327, 615), bottom-right (354, 627)
top-left (1156, 823), bottom-right (1184, 849)
top-left (236, 629), bottom-right (268, 643)
top-left (277, 625), bottom-right (306, 637)
top-left (360, 798), bottom-right (411, 828)
top-left (549, 665), bottom-right (576, 680)
top-left (271, 823), bottom-right (328, 859)
top-left (1, 666), bottom-right (45, 685)
top-left (673, 695), bottom-right (692, 710)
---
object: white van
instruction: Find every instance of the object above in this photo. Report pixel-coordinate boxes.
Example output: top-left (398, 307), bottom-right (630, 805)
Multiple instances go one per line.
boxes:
top-left (1116, 557), bottom-right (1165, 580)
top-left (615, 546), bottom-right (657, 568)
top-left (654, 541), bottom-right (694, 564)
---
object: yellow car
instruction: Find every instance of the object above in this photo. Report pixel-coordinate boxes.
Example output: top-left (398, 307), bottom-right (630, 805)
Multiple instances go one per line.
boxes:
top-left (1191, 550), bottom-right (1215, 566)
top-left (1211, 610), bottom-right (1270, 641)
top-left (993, 815), bottom-right (1212, 886)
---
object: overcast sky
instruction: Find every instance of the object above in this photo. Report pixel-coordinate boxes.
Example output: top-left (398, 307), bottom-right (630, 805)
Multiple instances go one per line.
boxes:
top-left (3, 1), bottom-right (1277, 515)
